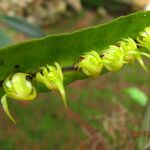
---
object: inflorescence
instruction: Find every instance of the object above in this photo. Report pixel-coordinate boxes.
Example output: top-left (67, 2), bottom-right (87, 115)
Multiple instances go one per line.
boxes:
top-left (1, 26), bottom-right (150, 123)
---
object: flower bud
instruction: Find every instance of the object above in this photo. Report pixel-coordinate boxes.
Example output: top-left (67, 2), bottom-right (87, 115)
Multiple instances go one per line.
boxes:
top-left (77, 51), bottom-right (103, 78)
top-left (36, 62), bottom-right (67, 107)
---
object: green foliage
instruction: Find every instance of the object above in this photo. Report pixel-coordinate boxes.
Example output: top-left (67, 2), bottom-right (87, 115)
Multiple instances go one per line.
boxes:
top-left (81, 0), bottom-right (103, 8)
top-left (124, 87), bottom-right (148, 106)
top-left (1, 15), bottom-right (44, 37)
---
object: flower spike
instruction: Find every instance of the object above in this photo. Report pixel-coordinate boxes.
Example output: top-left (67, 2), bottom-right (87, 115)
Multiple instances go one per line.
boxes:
top-left (1, 73), bottom-right (37, 123)
top-left (36, 62), bottom-right (67, 107)
top-left (77, 51), bottom-right (103, 78)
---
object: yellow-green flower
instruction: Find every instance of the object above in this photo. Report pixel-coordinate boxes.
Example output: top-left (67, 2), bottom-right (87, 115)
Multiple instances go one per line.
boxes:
top-left (137, 26), bottom-right (150, 51)
top-left (102, 45), bottom-right (125, 71)
top-left (120, 38), bottom-right (150, 71)
top-left (1, 73), bottom-right (37, 123)
top-left (77, 51), bottom-right (103, 78)
top-left (36, 62), bottom-right (67, 107)
top-left (120, 38), bottom-right (137, 52)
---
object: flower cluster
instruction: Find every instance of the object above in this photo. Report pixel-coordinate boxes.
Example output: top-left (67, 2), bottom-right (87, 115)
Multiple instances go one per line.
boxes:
top-left (1, 26), bottom-right (150, 124)
top-left (77, 37), bottom-right (150, 77)
top-left (1, 63), bottom-right (66, 123)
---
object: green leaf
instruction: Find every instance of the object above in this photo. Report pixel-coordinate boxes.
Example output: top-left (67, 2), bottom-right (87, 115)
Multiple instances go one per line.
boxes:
top-left (124, 87), bottom-right (148, 106)
top-left (0, 11), bottom-right (150, 94)
top-left (1, 15), bottom-right (45, 38)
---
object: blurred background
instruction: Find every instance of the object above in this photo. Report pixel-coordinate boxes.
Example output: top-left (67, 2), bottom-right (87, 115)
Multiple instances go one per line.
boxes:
top-left (0, 0), bottom-right (150, 150)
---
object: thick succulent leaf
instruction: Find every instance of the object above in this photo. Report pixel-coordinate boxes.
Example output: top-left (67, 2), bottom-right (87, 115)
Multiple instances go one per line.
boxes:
top-left (0, 11), bottom-right (150, 93)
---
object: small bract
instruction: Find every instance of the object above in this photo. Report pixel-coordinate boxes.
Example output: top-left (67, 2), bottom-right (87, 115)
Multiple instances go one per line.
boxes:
top-left (36, 62), bottom-right (67, 107)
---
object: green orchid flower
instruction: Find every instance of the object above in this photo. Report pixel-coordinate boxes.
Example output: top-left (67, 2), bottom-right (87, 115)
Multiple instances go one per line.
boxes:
top-left (36, 62), bottom-right (67, 107)
top-left (1, 73), bottom-right (37, 123)
top-left (101, 45), bottom-right (125, 71)
top-left (77, 51), bottom-right (103, 78)
top-left (120, 38), bottom-right (150, 71)
top-left (137, 26), bottom-right (150, 51)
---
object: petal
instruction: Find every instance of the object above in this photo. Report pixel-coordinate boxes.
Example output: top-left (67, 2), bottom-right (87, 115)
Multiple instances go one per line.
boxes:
top-left (55, 62), bottom-right (63, 81)
top-left (140, 52), bottom-right (150, 58)
top-left (1, 95), bottom-right (16, 124)
top-left (136, 56), bottom-right (148, 71)
top-left (55, 80), bottom-right (67, 108)
top-left (12, 73), bottom-right (32, 96)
